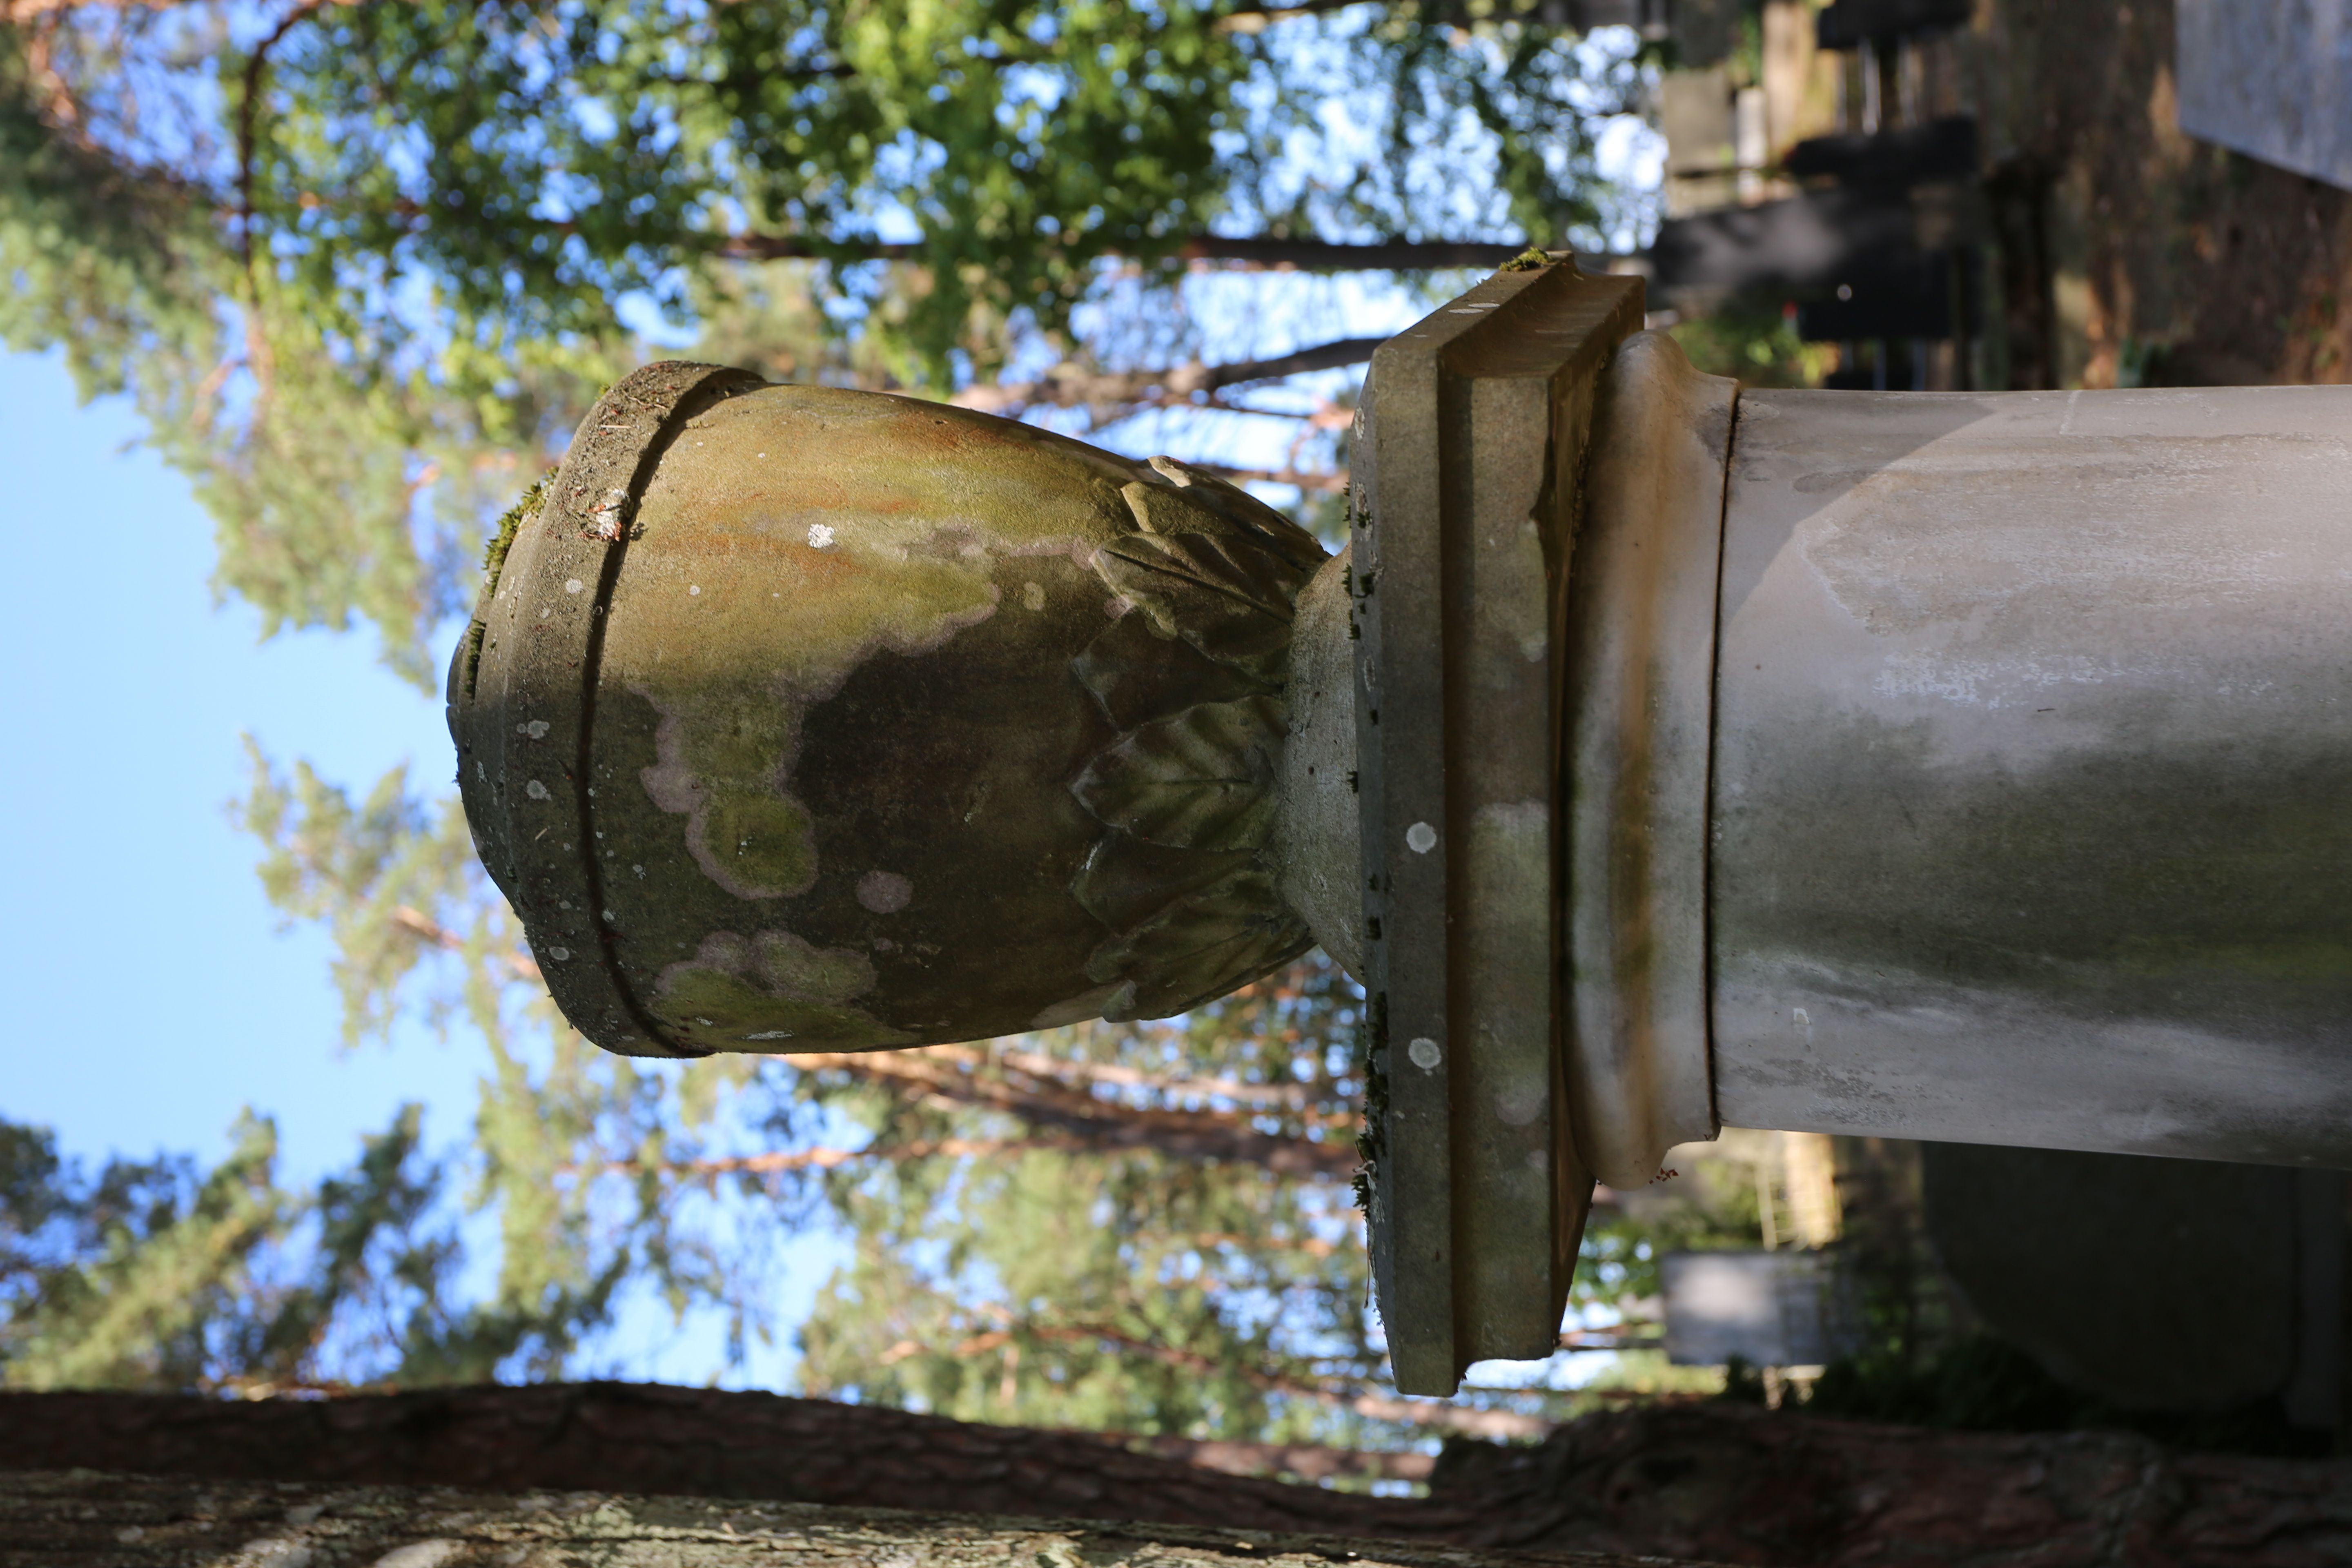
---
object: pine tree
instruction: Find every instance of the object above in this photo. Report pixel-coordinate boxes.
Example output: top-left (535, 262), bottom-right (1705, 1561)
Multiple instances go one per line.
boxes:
top-left (2, 0), bottom-right (1670, 1443)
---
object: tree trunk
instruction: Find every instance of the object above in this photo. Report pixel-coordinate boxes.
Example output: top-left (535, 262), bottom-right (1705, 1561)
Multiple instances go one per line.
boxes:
top-left (0, 1470), bottom-right (1674, 1568)
top-left (8, 1386), bottom-right (2352, 1565)
top-left (0, 1386), bottom-right (1446, 1539)
top-left (721, 235), bottom-right (1533, 273)
top-left (1443, 1403), bottom-right (2352, 1565)
top-left (782, 1051), bottom-right (1357, 1179)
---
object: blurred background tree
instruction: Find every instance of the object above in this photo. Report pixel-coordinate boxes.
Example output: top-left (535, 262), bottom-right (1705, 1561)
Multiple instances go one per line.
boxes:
top-left (0, 0), bottom-right (1712, 1459)
top-left (2, 0), bottom-right (1656, 675)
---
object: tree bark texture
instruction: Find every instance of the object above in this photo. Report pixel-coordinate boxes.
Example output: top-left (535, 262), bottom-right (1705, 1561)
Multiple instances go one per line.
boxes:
top-left (0, 1388), bottom-right (1441, 1541)
top-left (0, 1471), bottom-right (1672, 1568)
top-left (1979, 0), bottom-right (2352, 390)
top-left (7, 1386), bottom-right (2352, 1566)
top-left (773, 1052), bottom-right (1357, 1180)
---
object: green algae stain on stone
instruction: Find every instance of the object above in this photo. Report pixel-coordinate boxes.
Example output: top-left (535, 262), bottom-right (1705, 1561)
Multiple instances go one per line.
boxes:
top-left (603, 386), bottom-right (1054, 905)
top-left (635, 679), bottom-right (821, 900)
top-left (653, 929), bottom-right (914, 1050)
top-left (618, 534), bottom-right (1006, 902)
top-left (705, 795), bottom-right (818, 897)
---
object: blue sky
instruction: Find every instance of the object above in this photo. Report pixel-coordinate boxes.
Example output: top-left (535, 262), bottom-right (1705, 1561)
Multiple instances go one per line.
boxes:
top-left (0, 345), bottom-right (829, 1385)
top-left (0, 346), bottom-right (479, 1178)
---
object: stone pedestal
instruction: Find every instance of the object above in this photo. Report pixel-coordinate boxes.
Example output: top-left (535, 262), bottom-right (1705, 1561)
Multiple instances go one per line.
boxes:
top-left (1711, 384), bottom-right (2352, 1170)
top-left (451, 263), bottom-right (2352, 1396)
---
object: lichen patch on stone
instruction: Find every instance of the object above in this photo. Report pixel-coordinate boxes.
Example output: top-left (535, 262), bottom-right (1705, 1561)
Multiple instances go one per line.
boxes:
top-left (634, 684), bottom-right (821, 902)
top-left (651, 928), bottom-right (911, 1050)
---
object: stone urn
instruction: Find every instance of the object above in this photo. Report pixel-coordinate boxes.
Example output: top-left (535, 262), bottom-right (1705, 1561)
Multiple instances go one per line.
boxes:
top-left (450, 364), bottom-right (1359, 1059)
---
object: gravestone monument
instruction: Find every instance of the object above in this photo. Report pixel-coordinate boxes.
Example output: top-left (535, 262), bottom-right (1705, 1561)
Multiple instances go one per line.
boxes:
top-left (452, 261), bottom-right (2352, 1392)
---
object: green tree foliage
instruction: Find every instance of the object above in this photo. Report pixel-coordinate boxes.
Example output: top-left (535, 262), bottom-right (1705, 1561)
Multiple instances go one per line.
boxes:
top-left (2, 9), bottom-right (624, 682)
top-left (1665, 295), bottom-right (1835, 389)
top-left (1575, 1161), bottom-right (1766, 1314)
top-left (238, 0), bottom-right (1247, 376)
top-left (1327, 6), bottom-right (1647, 249)
top-left (236, 748), bottom-right (785, 1381)
top-left (222, 743), bottom-right (1470, 1438)
top-left (3, 0), bottom-right (1674, 1446)
top-left (1, 1114), bottom-right (284, 1390)
top-left (29, 722), bottom-right (1586, 1441)
top-left (0, 1105), bottom-right (479, 1391)
top-left (4, 0), bottom-right (1651, 676)
top-left (797, 969), bottom-right (1382, 1440)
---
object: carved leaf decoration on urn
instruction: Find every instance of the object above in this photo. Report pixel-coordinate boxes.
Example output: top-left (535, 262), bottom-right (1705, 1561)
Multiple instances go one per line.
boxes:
top-left (1065, 463), bottom-right (1325, 1020)
top-left (1093, 530), bottom-right (1311, 688)
top-left (1074, 611), bottom-right (1270, 733)
top-left (1072, 835), bottom-right (1260, 935)
top-left (1138, 456), bottom-right (1327, 570)
top-left (1071, 695), bottom-right (1285, 853)
top-left (1085, 862), bottom-right (1314, 1023)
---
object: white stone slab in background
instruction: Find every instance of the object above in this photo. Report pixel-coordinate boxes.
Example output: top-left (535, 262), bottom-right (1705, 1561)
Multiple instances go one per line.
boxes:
top-left (2178, 0), bottom-right (2352, 191)
top-left (1661, 1250), bottom-right (1861, 1368)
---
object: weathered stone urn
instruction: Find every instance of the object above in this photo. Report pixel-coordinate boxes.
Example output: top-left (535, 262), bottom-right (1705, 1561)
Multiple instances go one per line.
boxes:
top-left (454, 265), bottom-right (2352, 1394)
top-left (450, 364), bottom-right (1352, 1058)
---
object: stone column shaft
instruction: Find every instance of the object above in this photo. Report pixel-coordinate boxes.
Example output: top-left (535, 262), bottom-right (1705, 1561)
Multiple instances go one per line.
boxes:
top-left (1706, 384), bottom-right (2352, 1168)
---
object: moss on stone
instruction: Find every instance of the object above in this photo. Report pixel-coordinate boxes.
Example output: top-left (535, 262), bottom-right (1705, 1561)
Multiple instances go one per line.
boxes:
top-left (483, 470), bottom-right (552, 593)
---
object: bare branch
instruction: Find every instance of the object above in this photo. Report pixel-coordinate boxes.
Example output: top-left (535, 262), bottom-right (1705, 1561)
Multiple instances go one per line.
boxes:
top-left (1214, 0), bottom-right (1376, 33)
top-left (1, 0), bottom-right (221, 17)
top-left (1217, 0), bottom-right (1587, 33)
top-left (1348, 1393), bottom-right (1550, 1440)
top-left (605, 1136), bottom-right (1082, 1180)
top-left (722, 233), bottom-right (1535, 273)
top-left (788, 1049), bottom-right (1359, 1178)
top-left (950, 337), bottom-right (1383, 417)
top-left (1181, 1230), bottom-right (1341, 1258)
top-left (957, 1044), bottom-right (1325, 1111)
top-left (389, 904), bottom-right (541, 982)
top-left (1558, 1328), bottom-right (1665, 1352)
top-left (236, 0), bottom-right (334, 283)
top-left (1188, 462), bottom-right (1350, 494)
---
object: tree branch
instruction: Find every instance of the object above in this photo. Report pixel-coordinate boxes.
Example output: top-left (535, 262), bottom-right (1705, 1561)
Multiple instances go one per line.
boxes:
top-left (1216, 0), bottom-right (1599, 32)
top-left (1557, 1329), bottom-right (1664, 1352)
top-left (1121, 1432), bottom-right (1434, 1483)
top-left (789, 1050), bottom-right (1359, 1179)
top-left (1215, 0), bottom-right (1382, 32)
top-left (722, 234), bottom-right (1535, 273)
top-left (234, 0), bottom-right (339, 285)
top-left (2, 0), bottom-right (232, 16)
top-left (923, 1318), bottom-right (1548, 1442)
top-left (0, 1466), bottom-right (1699, 1567)
top-left (603, 1136), bottom-right (1086, 1181)
top-left (950, 338), bottom-right (1383, 416)
top-left (414, 921), bottom-right (1356, 1178)
top-left (947, 1043), bottom-right (1327, 1112)
top-left (0, 1386), bottom-right (1483, 1541)
top-left (1189, 462), bottom-right (1349, 494)
top-left (389, 904), bottom-right (541, 982)
top-left (21, 1386), bottom-right (2352, 1566)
